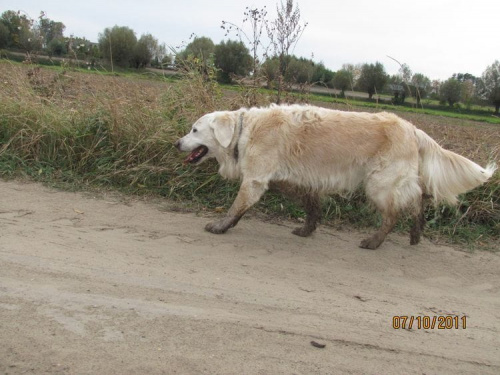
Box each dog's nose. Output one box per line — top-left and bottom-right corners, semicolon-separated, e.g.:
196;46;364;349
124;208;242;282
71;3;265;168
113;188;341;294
174;139;181;150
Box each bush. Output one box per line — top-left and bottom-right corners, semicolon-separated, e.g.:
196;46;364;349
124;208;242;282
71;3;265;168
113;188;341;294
47;38;67;56
357;62;388;99
98;26;137;68
214;40;252;83
440;78;462;107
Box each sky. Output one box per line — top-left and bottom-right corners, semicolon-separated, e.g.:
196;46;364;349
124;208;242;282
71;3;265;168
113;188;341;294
2;0;499;80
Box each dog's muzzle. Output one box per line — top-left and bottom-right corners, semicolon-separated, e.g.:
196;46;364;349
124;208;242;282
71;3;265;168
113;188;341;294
175;139;209;164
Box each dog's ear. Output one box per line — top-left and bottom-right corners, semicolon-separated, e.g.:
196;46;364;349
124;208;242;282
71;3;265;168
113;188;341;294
212;114;235;148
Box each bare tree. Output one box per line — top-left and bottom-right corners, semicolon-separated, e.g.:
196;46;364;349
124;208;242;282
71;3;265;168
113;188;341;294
222;6;268;87
221;0;307;103
266;0;307;103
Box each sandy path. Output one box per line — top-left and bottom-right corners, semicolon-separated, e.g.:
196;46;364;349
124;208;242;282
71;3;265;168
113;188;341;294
0;180;499;374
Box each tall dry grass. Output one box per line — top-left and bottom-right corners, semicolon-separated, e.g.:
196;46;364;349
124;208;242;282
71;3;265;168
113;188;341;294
0;60;498;247
0;61;260;203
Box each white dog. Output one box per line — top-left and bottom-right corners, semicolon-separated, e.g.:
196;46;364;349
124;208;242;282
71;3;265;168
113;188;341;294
175;105;495;249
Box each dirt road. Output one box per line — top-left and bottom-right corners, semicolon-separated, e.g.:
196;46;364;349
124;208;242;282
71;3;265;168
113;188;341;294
1;180;499;374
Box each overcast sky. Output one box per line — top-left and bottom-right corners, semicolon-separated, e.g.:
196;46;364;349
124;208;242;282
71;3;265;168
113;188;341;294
2;0;498;80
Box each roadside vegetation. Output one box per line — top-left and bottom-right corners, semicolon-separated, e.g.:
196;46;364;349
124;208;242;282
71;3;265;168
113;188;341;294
0;1;499;248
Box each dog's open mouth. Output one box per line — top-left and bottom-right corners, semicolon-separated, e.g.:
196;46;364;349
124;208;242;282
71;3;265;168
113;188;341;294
184;145;209;164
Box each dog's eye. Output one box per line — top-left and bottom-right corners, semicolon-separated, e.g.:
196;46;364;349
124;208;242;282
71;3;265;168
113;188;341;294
192;128;197;133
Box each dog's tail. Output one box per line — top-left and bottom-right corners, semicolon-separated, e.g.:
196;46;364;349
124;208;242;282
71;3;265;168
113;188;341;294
415;128;496;205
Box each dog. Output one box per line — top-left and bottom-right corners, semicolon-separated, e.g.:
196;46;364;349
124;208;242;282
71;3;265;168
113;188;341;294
175;104;496;249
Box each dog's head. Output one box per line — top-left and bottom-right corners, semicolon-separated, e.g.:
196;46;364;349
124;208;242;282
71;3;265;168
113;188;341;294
175;112;236;165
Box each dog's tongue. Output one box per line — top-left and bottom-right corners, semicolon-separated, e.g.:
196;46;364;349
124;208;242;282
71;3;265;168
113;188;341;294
184;146;206;164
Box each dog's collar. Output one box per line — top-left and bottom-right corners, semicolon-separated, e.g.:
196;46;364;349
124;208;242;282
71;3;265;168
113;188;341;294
233;113;244;162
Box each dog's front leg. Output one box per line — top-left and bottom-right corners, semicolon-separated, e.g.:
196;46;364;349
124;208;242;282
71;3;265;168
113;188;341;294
205;179;268;234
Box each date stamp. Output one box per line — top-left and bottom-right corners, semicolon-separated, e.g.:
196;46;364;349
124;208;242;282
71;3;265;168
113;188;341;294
392;315;467;330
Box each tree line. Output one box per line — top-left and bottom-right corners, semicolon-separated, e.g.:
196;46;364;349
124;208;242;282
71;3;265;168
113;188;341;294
0;10;168;69
1;5;499;113
333;62;500;114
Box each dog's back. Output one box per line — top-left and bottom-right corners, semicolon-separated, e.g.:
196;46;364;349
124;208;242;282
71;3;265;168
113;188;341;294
242;106;419;196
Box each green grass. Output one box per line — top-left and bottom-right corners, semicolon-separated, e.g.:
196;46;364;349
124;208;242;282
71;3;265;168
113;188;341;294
306;92;500;125
223;82;500;124
0;60;499;249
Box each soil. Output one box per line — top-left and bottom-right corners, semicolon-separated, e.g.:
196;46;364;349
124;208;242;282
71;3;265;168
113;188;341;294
1;180;499;374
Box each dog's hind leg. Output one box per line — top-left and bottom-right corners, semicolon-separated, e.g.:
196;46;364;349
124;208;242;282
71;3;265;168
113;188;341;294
292;192;322;237
205;179;268;234
269;182;321;237
360;207;398;250
361;163;421;249
410;193;428;245
360;172;399;249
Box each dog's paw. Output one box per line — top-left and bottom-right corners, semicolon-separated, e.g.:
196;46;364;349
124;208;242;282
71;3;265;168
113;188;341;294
292;226;313;237
205;221;228;234
359;237;381;250
409;235;421;246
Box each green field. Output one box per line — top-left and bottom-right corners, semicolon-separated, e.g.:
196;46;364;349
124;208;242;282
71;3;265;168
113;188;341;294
1;60;499;248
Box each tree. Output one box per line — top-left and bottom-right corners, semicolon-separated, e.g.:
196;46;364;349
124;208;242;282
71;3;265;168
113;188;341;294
1;10;25;48
132;33;160;69
214;40;252;83
151;43;167;68
266;0;307;103
221;1;308;101
262;55;325;87
357;62;388;99
342;63;361;85
176;36;215;78
430;79;441;99
98;26;137;68
0;22;8;49
410;73;431;105
479;61;500;114
19;20;42;53
37;12;65;46
177;36;215;63
261;57;280;88
332;69;353;97
450;72;479;109
1;10;37;51
221;5;268;86
153;53;172;69
68;36;95;60
399;63;413;84
439;78;462;107
47;37;66;56
285;56;314;84
452;72;477;84
461;79;476;109
311;62;335;87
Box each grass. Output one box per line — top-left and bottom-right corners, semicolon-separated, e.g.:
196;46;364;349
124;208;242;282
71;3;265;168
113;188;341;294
0;60;249;202
306;92;500;125
224;82;500;125
0;59;499;249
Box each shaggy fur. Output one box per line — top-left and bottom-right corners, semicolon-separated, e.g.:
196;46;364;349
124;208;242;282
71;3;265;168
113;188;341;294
175;104;496;249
